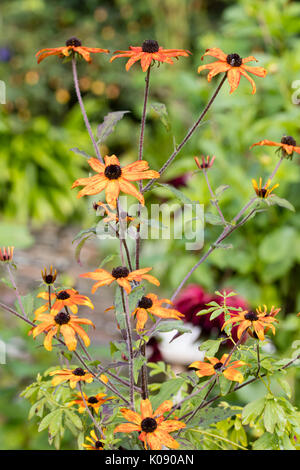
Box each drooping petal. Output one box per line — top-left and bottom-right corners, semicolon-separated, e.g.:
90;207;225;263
239;69;256;94
71;323;91;347
242;64;267;77
61;325;77;351
135;308;148;331
118;179;144;205
227;68;241;94
116;278;132;294
44;327;58;351
105;180;120;208
155;429;180;449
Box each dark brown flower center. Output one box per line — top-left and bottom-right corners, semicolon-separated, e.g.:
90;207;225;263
45;274;55;284
138;296;153;309
95;440;103;449
142;40;159;53
72;367;85;376
66;37;82;47
112;266;129;279
258;188;268;198
141;417;158;433
281;135;296;147
104;164;122;180
56;290;70;300
87;396;99;404
213;362;223;370
244;312;258;321
54;311;70;325
226;53;242;67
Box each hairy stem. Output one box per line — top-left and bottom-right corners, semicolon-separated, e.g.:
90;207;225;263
72;57;103;163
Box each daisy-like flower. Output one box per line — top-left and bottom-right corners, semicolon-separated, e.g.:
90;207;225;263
249;305;280;337
0;246;14;262
68;391;115;414
49;367;94;389
114;399;185;450
36;37;109;64
110;39;190;72
34;288;94;317
189;354;246;384
72;155;160;208
194;155;216;170
41;266;57;285
252;178;279;198
32;312;94;351
82;430;104;450
198;47;267;94
222;308;278;341
132;293;184;331
80;266;160;294
250;136;300;159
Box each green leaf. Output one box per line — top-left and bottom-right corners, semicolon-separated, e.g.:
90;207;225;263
199;338;224;356
64;409;83;430
252;432;279;450
267;195;295;212
133;356;146;383
97;111;130;143
38;409;62;433
205;212;224;226
242;397;265;425
151;378;185;409
154;320;192;335
215;185;230;197
187;406;239;429
69;147;92;159
151;102;171;131
155;183;194;205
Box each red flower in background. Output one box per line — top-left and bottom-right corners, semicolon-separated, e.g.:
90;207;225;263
174;284;249;344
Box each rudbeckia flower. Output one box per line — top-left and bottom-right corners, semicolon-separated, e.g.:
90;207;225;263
189;354;246;384
250;136;300;159
82;430;104;450
36;37;109;64
248;305;280;337
34;288;94;317
110;39;190;72
72;155;160;208
68;392;115;414
132;293;184;331
194;155;216;170
0;246;14;262
198;48;267;94
114;398;185;450
49;367;94;389
32;312;94;351
222;308;277;341
252;177;279;198
80;266;160;294
41;265;57;285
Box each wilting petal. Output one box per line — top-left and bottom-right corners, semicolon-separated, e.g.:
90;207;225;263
44;327;58;351
253;321;265;341
201;48;227;61
135;308;148;330
71;323;91;347
227;68;241;93
146;431;163;450
105;180;120;208
237;320;251;339
120;408;142;425
141;54;154;72
240;69;256;94
242;64;267;77
126;53;144;71
155;429;180;449
119;179;144;205
207;62;230;81
61;325;77;351
159;420;185;432
116;278;132;294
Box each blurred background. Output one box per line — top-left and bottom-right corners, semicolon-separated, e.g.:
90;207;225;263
1;0;300;449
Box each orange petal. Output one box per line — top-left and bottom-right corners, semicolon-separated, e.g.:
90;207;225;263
114;423;141;433
119;179;144;205
88;158;105;173
227;68;241;94
120;408;142;425
141;399;153;419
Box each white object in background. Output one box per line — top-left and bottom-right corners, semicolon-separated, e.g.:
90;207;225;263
157;323;205;365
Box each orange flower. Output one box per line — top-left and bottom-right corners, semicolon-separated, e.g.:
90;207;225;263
68;392;115;414
34;288;94;317
132;293;184;331
222;308;278;341
249;305;280;337
114;399;185;450
0;246;14;262
110;39;190;72
36;37;109;64
252;178;279;198
189;354;246;384
41;266;57;285
72;155;160;208
82;430;104;450
32;312;94;351
198;48;267;94
80;266;160;294
250;136;300;159
49;367;94;389
194;155;216;170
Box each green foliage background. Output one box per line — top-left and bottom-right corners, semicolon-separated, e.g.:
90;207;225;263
1;0;300;449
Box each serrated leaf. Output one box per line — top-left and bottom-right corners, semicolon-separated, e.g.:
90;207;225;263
38;409;62;433
97;111;130;143
64;409;83;430
187;406;238;429
199;338;224;356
